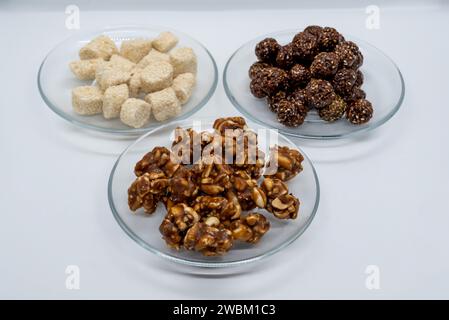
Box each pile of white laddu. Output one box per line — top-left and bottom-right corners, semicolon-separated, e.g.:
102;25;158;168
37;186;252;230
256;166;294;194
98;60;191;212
70;31;197;128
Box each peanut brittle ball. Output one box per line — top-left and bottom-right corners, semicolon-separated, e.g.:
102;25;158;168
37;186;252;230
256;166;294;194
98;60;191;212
230;213;270;244
292;32;319;62
305;78;336;109
276;99;307;127
248;61;271;79
318;95;347;122
335;41;363;69
310;52;339;78
346;99;373;124
332;68;357;96
275;44;296;69
184;222;233;256
264;146;304;182
319;27;343;51
289;64;311;87
267;193;300;219
255;37;281;63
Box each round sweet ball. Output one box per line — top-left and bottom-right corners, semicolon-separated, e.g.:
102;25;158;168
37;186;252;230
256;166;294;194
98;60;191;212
344;87;366;103
318;95;347;122
310;52;339;78
288;91;308;115
255;38;281;62
332;68;357;96
275;44;296;69
289;88;309;109
292;31;319;61
335;41;363;69
250;78;267;98
289;64;311;87
306;78;336;109
249;61;271;79
304;25;323;40
267;90;288;113
257;67;289;96
276;99;307;127
346;99;373;124
355;69;364;87
319;27;344;51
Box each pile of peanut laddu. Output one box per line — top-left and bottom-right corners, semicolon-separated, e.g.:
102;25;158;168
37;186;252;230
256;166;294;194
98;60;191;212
128;117;304;256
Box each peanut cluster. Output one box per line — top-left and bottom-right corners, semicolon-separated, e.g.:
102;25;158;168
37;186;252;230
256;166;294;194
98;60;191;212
127;117;304;256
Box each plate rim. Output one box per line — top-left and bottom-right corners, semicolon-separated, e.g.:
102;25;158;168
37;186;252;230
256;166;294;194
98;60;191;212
37;25;219;135
107;117;321;268
223;30;405;140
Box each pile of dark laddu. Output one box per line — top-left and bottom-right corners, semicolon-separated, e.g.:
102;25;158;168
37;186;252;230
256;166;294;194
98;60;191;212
249;26;374;127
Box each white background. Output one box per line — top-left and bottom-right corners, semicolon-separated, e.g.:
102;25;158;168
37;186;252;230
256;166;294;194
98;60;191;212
1;0;448;299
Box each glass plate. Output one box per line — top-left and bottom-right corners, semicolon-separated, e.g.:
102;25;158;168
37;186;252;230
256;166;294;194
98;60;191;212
108;118;320;268
223;30;405;139
38;26;218;135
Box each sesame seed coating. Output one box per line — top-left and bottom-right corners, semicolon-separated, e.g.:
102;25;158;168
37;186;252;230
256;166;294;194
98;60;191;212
255;38;280;63
276;99;307;127
289;64;311;88
306;79;336;109
310;52;339;78
346;99;373;124
249;61;271;79
332;68;357;96
275;44;296;69
318;95;347;122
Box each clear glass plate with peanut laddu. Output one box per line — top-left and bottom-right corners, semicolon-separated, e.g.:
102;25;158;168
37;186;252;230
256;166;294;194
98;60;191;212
108;116;320;268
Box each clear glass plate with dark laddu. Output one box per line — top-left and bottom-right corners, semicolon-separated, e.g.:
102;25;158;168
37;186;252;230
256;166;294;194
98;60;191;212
224;26;404;139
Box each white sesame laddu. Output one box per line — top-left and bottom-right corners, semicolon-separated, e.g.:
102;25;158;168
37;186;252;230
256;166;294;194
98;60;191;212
120;98;151;128
72;86;103;115
140;61;173;93
137;50;170;69
102;84;129;119
109;54;136;72
120;39;152;63
69;58;105;80
95;62;132;91
152;32;178;53
172;73;196;104
145;87;180;122
79;35;118;61
169;47;197;76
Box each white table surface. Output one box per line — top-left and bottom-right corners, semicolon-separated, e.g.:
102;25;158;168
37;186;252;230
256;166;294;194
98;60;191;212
1;0;449;299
